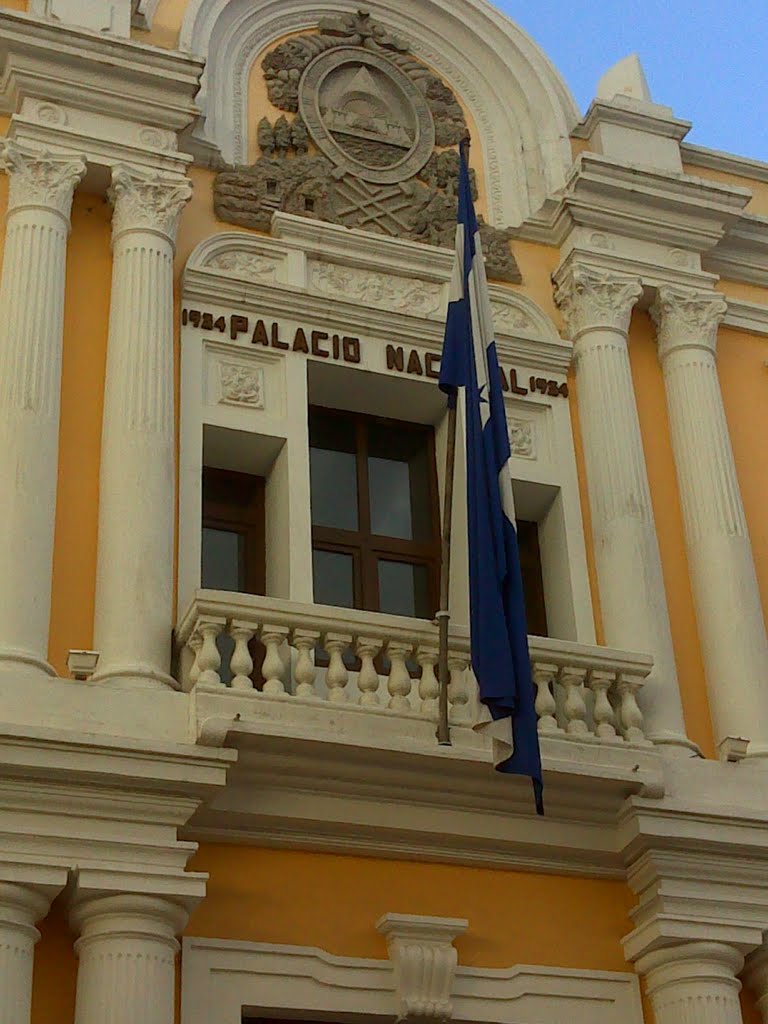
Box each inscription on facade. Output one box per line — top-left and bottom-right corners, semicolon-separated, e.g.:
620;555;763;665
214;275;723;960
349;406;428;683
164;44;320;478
183;308;568;397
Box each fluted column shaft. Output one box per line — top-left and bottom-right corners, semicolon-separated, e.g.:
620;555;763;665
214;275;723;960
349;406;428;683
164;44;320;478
92;167;191;689
555;264;690;750
653;287;768;753
0;882;55;1024
72;895;188;1024
0;142;85;680
638;943;745;1024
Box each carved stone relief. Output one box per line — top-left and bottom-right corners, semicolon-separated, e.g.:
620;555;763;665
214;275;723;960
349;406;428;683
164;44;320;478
207;250;280;282
214;10;521;283
309;261;445;318
218;362;265;408
508;418;535;460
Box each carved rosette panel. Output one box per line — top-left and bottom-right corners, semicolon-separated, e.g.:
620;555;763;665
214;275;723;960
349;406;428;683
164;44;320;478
218;362;265;408
508;418;535;459
213;10;521;283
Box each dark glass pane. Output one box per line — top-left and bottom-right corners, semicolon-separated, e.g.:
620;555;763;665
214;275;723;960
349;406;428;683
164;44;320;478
309;410;358;531
201;527;243;591
378;559;431;618
313;548;355;608
368;422;432;541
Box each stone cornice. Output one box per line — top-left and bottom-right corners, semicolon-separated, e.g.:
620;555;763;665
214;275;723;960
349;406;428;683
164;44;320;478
572;99;691;144
0;9;204;132
520;152;750;253
682;142;768;185
702;212;768;287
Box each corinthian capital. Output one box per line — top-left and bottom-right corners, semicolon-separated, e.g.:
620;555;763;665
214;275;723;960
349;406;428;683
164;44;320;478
109;166;192;243
554;264;643;339
651;286;728;361
0;140;86;220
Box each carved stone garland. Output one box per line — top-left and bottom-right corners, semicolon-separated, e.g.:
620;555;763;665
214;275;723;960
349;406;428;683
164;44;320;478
214;10;520;283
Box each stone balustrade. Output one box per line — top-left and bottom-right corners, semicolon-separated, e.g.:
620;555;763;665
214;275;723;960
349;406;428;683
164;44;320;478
176;591;653;748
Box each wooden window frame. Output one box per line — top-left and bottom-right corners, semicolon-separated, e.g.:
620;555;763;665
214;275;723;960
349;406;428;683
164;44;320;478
309;406;441;620
202;467;266;596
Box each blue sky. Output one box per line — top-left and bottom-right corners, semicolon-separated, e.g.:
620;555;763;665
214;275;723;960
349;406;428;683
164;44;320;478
496;1;768;162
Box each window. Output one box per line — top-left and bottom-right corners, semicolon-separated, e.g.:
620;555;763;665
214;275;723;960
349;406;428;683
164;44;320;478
201;467;266;595
309;407;440;619
517;519;548;638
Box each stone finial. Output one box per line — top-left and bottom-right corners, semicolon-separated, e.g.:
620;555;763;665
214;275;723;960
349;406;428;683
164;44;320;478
377;913;468;1021
597;54;652;103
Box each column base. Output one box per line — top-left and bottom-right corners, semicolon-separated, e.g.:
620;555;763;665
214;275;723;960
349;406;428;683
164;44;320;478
0;648;57;682
647;729;702;758
89;662;180;691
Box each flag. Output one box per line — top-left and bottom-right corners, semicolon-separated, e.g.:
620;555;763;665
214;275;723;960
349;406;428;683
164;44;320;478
439;140;544;815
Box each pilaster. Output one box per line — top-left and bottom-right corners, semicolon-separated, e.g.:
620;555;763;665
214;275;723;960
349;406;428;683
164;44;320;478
554;261;691;752
92;166;191;690
651;286;768;754
0;140;86;681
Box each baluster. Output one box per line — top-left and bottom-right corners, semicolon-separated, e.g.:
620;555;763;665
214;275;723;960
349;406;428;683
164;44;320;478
532;661;561;734
356;637;382;706
589;669;619;740
416;645;439;718
292;628;320;699
617;673;646;744
260;624;289;696
448;652;471;723
560;666;588;736
386;641;413;712
187;631;202;689
196;617;225;687
229;621;255;690
324;632;351;703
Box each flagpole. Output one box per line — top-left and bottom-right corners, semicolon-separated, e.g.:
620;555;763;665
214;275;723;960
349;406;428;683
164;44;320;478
436;396;457;746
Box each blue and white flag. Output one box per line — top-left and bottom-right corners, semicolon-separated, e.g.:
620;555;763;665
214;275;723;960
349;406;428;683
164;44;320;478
439;141;543;815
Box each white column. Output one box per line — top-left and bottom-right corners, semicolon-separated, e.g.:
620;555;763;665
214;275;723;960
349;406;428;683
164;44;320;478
0;881;59;1024
638;943;745;1024
0;141;86;680
72;894;188;1024
92;166;191;690
554;263;691;751
652;286;768;755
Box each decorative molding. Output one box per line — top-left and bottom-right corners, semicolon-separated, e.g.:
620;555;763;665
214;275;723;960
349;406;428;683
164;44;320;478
723;298;768;336
0;9;204;134
309;261;445;319
377;913;468;1021
636;943;745;1024
180;937;644;1024
207;251;280;282
0;139;86;219
651;286;728;360
109;166;192;242
218;362;265;408
554;262;643;339
177;0;578;225
508;418;535;459
28;0;133;37
681;142;768;185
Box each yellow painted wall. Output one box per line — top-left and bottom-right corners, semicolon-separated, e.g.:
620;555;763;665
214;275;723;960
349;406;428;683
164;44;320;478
682;161;768;218
48;193;112;674
186;844;637;971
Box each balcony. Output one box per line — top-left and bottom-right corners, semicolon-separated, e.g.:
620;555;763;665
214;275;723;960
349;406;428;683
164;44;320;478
176;590;664;876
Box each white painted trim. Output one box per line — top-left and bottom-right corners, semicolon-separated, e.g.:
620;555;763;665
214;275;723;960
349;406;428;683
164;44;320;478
724;298;768;335
177;0;578;225
681;142;768;184
180;937;644;1024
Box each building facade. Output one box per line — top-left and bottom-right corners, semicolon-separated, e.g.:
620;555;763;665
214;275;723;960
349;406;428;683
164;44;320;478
1;1;768;1022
